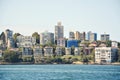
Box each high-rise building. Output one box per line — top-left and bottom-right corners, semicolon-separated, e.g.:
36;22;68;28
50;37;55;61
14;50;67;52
55;22;64;41
87;31;97;41
79;32;86;41
4;29;13;44
69;31;75;40
74;31;80;40
101;33;110;41
40;31;54;45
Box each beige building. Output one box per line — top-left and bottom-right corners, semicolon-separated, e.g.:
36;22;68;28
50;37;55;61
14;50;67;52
65;48;71;55
74;31;80;40
44;46;53;57
95;47;118;64
74;47;80;55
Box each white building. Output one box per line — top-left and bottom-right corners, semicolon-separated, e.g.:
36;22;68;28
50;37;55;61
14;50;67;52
44;46;53;57
65;48;71;55
0;50;2;57
95;47;118;64
112;41;118;48
40;31;54;45
74;47;80;55
17;35;36;47
101;33;110;41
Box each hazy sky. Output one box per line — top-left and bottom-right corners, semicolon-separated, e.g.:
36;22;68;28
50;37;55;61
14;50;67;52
0;0;120;41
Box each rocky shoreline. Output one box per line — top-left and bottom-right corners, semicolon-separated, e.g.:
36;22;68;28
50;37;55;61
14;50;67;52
0;61;120;65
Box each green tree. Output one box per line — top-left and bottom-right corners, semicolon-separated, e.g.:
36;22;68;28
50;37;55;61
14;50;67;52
106;40;111;47
0;32;6;44
13;33;21;47
32;32;40;44
3;50;20;62
117;49;120;62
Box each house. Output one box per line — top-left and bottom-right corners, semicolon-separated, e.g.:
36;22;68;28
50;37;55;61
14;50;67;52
33;46;43;63
44;46;53;57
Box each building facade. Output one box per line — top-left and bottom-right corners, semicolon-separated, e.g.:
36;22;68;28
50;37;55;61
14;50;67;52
74;31;80;40
69;31;75;40
74;47;80;55
17;35;36;47
101;34;110;41
65;48;71;55
87;31;97;42
80;32;86;41
22;47;33;56
95;47;118;64
4;29;13;44
55;47;63;56
44;46;53;57
57;38;65;47
33;46;43;63
67;40;78;48
112;41;118;48
40;31;54;45
55;22;64;40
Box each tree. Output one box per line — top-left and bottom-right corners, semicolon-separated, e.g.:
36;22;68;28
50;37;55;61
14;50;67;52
106;40;111;47
32;32;40;44
0;32;5;44
117;49;120;62
3;50;20;62
13;33;21;47
71;46;75;55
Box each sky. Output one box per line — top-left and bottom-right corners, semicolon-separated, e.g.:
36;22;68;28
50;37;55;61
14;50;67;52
0;0;120;41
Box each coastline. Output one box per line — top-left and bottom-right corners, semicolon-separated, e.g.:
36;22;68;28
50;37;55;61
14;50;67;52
0;61;120;65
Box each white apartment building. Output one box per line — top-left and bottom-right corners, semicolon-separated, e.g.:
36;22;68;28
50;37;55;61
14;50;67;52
17;35;36;47
95;47;118;64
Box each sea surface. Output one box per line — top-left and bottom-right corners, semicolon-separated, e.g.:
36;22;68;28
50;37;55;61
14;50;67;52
0;64;120;80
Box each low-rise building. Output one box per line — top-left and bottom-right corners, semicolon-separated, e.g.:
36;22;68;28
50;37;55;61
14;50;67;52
57;38;65;47
112;41;118;48
55;47;63;56
22;47;33;56
65;48;71;55
0;50;2;57
44;46;53;57
17;35;36;48
74;47;80;55
95;47;118;64
33;46;43;63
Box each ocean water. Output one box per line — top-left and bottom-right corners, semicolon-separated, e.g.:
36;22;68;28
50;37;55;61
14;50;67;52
0;64;120;80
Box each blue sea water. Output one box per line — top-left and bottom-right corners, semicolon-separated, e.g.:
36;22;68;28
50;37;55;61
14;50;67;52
0;64;120;80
